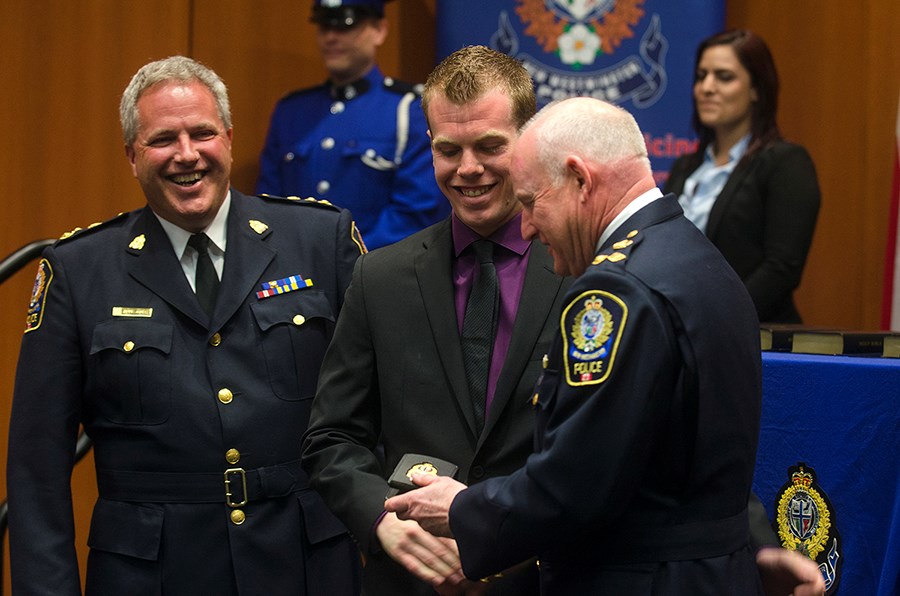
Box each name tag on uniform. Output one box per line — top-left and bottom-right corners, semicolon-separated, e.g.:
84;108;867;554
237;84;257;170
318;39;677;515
112;307;153;318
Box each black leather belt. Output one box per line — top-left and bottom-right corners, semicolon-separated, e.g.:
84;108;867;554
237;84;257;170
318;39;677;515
96;459;308;506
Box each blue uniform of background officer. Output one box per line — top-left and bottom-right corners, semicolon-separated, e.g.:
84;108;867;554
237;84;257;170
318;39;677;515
256;0;448;250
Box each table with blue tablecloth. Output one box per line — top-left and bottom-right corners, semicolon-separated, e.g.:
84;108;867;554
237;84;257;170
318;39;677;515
753;351;900;595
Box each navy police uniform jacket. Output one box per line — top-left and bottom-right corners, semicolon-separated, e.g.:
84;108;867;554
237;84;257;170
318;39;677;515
7;190;364;595
449;195;765;594
256;66;448;249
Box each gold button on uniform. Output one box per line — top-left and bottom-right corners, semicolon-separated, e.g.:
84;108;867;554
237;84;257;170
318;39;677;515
292;315;306;326
209;332;222;346
225;449;241;464
123;341;135;353
218;388;234;404
542;354;549;369
230;509;246;525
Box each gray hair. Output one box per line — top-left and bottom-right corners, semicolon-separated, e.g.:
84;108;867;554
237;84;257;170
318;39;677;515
523;98;651;186
120;56;231;145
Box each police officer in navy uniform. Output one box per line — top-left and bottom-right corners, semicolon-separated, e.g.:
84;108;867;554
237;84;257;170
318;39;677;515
256;0;448;250
7;56;363;595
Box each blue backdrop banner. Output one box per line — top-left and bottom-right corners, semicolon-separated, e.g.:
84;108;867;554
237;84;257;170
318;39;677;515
436;0;725;182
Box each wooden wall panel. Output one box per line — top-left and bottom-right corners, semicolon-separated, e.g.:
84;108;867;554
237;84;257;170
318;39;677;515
726;1;900;328
192;0;326;194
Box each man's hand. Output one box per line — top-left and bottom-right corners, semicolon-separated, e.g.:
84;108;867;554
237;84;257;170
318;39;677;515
376;512;484;595
383;473;466;538
756;547;825;596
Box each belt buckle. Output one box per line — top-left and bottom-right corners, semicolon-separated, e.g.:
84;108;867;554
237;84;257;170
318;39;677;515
224;467;248;507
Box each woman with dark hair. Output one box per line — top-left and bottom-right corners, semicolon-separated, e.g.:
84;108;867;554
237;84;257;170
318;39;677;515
664;29;820;323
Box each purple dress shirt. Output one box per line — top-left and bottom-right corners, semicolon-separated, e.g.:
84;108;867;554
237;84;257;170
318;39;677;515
452;212;531;418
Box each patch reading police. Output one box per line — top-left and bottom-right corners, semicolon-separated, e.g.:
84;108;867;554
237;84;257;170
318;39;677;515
25;258;53;333
561;290;627;386
774;463;843;594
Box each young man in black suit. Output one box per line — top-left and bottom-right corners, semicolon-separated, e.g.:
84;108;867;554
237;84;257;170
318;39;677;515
302;46;567;595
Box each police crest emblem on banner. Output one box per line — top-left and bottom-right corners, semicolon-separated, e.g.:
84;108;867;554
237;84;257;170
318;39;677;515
490;0;666;108
438;0;723;181
774;463;843;594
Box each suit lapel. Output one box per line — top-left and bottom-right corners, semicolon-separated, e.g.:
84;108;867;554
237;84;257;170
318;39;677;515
484;241;562;436
213;191;275;328
127;208;208;327
413;221;478;435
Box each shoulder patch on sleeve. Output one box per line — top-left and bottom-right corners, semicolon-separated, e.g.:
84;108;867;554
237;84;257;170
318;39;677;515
560;290;627;386
24;258;53;333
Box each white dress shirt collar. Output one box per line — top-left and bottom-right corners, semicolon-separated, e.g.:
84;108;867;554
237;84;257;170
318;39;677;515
154;190;231;258
596;187;664;250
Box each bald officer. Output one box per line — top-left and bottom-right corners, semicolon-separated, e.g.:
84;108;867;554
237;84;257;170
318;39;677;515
256;0;447;249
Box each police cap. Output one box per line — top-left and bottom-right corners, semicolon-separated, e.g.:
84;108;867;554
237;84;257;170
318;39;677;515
311;0;392;29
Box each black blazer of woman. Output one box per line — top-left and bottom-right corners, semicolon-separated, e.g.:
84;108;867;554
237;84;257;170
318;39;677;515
664;140;820;323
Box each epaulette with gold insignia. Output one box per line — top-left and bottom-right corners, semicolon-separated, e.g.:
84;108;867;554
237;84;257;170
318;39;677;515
592;229;640;266
57;212;129;243
257;193;342;212
256;194;367;254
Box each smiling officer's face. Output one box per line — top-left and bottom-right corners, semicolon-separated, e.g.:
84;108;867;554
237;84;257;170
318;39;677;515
125;80;233;233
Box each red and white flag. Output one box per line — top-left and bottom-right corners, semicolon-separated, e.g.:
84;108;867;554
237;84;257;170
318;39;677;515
883;91;900;330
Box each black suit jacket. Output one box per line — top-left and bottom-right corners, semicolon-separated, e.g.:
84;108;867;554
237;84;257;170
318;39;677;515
8;190;363;595
664;141;820;323
302;217;570;595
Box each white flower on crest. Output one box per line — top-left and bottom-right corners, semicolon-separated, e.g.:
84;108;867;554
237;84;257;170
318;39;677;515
558;23;601;67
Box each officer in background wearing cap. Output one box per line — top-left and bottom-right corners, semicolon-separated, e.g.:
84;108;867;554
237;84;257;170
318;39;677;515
256;0;448;250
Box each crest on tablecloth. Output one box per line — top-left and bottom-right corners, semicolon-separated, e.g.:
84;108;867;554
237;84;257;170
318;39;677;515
774;463;843;594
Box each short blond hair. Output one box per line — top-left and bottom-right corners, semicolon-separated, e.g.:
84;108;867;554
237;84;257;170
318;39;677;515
422;45;535;129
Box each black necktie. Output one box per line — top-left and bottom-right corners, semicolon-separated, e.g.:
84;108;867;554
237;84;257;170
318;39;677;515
188;233;219;317
461;240;499;434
